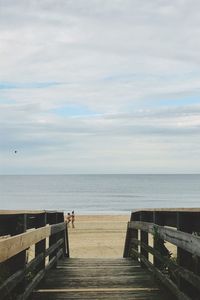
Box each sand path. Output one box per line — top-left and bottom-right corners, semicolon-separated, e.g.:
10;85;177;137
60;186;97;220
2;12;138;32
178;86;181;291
67;215;129;258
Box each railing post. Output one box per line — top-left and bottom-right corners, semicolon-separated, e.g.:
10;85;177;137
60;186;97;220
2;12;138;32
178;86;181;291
0;213;27;298
123;223;131;258
47;212;59;267
129;212;139;260
35;213;47;272
140;212;149;267
153;212;166;269
57;212;68;258
192;213;200;277
177;212;196;298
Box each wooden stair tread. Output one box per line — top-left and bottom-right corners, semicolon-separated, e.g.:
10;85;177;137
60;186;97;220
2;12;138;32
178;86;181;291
30;258;172;300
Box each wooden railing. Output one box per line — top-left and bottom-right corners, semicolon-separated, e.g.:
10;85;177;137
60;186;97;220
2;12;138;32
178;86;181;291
0;210;69;300
123;209;200;300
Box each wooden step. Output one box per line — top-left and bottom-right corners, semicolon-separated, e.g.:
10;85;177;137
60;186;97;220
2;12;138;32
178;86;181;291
30;258;173;300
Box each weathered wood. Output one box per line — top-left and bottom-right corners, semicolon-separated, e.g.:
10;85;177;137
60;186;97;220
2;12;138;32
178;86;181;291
0;210;69;300
153;212;166;269
131;238;200;291
31;290;172;300
176;212;198;298
65;223;69;258
131;248;191;300
31;258;171;300
123;223;132;257
0;222;66;263
0;210;47;215
132;208;200;213
8;214;27;297
0;226;51;263
129;221;200;257
17;269;45;300
140;212;149;267
46;249;63;273
35;213;47;273
0;268;24;299
126;210;200;299
0;241;65;299
51;223;66;236
139;255;191;300
47;213;58;265
46;238;64;257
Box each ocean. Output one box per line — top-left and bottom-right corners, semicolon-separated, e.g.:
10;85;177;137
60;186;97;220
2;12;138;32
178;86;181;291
0;174;200;214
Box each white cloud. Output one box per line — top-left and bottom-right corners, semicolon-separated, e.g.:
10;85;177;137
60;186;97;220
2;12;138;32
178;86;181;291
0;0;200;173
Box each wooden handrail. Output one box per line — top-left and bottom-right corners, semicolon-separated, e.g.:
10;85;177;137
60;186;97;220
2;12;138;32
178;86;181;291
124;209;200;300
128;221;200;257
0;210;69;300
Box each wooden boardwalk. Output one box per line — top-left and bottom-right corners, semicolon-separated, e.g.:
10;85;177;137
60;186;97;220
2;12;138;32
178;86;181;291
2;209;200;299
30;258;171;300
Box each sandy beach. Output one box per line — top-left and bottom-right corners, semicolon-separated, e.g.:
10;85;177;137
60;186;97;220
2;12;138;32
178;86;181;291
67;215;130;258
67;215;176;259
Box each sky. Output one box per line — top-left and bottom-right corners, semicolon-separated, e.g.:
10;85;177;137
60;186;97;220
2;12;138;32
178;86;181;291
0;0;200;174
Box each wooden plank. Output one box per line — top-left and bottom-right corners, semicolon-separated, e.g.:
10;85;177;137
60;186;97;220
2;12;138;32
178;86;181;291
15;250;63;300
0;226;51;263
35;213;47;273
31;290;171;300
47;213;58;265
153;212;166;269
36;287;160;292
132;208;200;213
0;268;24;299
57;258;136;267
129;221;200;257
46;239;64;257
0;210;47;215
0;222;66;263
17;269;45;300
140;212;149;266
39;260;162;290
31;258;171;300
123;225;132;258
176;212;198;298
140;255;191;300
51;223;66;235
130;248;190;300
64;222;69;258
131;238;200;290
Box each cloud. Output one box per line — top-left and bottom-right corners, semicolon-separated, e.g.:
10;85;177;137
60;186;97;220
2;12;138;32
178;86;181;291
0;0;200;173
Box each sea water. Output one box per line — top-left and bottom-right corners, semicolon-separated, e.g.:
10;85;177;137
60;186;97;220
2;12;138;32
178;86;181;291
0;174;200;214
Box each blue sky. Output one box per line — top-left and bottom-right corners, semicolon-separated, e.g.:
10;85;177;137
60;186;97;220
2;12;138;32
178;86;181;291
0;0;200;174
0;81;61;90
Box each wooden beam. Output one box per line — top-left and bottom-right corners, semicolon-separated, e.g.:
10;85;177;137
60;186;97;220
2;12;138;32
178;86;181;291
0;226;51;263
51;222;66;235
131;238;200;291
123;223;131;258
0;238;65;299
35;213;47;273
0;222;66;263
140;255;191;300
140;212;149;267
0;210;46;215
131;208;200;213
129;221;200;257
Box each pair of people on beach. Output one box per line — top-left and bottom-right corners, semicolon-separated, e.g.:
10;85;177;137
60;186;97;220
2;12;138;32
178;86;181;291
66;211;75;228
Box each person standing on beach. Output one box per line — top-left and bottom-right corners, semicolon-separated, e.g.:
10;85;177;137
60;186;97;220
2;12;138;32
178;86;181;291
71;211;75;228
